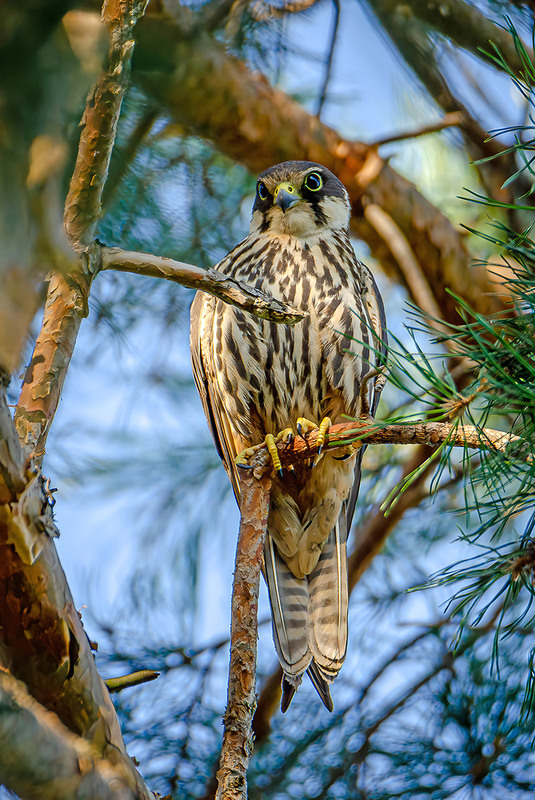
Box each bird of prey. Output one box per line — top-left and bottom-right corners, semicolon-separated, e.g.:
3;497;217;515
190;161;387;711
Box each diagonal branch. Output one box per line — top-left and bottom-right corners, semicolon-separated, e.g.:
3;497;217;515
215;463;272;800
133;20;501;322
101;246;306;324
15;0;149;467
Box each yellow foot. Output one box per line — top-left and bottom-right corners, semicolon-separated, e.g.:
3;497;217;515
316;416;332;454
265;428;294;475
296;416;332;466
235;428;294;475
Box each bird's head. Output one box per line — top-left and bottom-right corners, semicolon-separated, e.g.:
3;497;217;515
250;161;351;240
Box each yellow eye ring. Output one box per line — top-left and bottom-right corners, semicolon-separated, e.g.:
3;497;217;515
257;181;269;200
304;172;323;192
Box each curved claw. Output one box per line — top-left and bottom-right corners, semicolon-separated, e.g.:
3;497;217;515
265;433;283;476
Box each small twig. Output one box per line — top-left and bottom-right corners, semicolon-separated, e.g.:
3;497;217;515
315;0;340;119
106;669;160;693
251;0;319;20
369;111;464;147
101;246;306;325
215;460;272;800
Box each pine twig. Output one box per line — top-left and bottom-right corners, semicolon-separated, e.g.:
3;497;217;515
215;461;272;800
370;111;463;147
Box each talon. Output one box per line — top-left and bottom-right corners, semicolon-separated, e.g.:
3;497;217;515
316;416;332;455
296;417;317;438
332;443;359;461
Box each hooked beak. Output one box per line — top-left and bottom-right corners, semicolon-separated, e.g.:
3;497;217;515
274;181;301;212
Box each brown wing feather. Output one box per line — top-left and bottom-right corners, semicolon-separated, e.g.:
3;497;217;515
190;291;242;501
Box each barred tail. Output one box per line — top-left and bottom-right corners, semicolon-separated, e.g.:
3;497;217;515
307;520;348;702
264;536;311;702
264;519;348;713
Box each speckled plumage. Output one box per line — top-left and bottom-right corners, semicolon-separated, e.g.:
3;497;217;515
191;161;387;711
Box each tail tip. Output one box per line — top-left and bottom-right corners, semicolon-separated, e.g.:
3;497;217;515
280;667;335;713
281;677;296;713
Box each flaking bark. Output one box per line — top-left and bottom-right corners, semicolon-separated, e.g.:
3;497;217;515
0;671;146;800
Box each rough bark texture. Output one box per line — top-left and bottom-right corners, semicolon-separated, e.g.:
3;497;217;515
16;0;148;468
64;0;149;249
0;671;144;800
215;465;272;800
1;1;157;797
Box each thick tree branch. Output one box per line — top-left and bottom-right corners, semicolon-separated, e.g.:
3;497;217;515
4;2;155;797
405;0;530;74
0;380;26;501
367;0;517;200
215;465;272;800
0;670;153;800
133;20;500;322
101;246;306;324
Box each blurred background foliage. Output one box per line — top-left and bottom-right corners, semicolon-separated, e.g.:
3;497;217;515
3;0;535;797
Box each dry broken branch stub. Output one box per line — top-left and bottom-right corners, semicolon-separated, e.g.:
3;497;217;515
101;246;306;325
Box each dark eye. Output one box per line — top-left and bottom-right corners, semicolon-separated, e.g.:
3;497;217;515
304;171;323;192
257;181;269;200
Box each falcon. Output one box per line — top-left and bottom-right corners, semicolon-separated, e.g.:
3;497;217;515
190;161;387;711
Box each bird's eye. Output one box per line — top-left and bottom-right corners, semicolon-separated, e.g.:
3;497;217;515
304;172;323;192
257;182;269;200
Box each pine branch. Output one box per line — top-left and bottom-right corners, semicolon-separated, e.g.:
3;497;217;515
101;246;306;325
238;419;528;473
64;0;149;249
215;465;272;800
2;3;155;797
